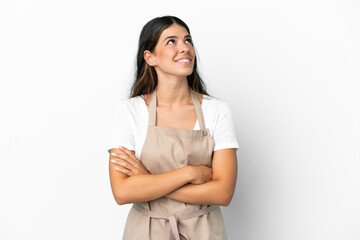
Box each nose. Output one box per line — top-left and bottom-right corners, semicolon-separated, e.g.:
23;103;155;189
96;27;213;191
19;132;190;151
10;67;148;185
179;41;190;53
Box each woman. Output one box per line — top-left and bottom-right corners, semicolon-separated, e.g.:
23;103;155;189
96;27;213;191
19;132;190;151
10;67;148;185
108;15;239;240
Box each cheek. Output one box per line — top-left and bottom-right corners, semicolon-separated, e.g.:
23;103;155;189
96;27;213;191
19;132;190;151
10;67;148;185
189;48;195;57
164;49;177;59
157;52;176;66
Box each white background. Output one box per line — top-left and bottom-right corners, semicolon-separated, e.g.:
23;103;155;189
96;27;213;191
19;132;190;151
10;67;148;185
1;0;359;239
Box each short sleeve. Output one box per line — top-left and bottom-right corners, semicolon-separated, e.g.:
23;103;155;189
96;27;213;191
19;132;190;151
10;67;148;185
107;101;135;153
212;102;239;152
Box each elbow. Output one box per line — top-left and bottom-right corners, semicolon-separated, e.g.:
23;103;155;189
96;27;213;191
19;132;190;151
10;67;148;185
219;197;231;207
115;198;126;205
210;180;234;206
115;196;131;206
114;192;130;205
112;180;133;205
114;195;125;205
218;192;233;207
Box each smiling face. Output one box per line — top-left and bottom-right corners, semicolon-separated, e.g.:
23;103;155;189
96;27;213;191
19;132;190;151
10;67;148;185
144;24;195;79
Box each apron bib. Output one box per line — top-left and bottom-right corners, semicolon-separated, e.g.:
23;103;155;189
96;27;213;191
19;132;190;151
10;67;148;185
122;88;226;240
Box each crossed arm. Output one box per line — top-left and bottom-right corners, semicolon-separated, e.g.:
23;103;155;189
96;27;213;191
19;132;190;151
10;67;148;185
108;146;237;206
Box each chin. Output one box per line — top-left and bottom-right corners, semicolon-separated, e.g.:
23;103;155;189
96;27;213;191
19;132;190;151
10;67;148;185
177;69;194;77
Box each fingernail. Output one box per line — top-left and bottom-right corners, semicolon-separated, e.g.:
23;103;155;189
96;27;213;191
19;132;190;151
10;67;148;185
111;153;116;156
118;146;123;149
110;159;115;163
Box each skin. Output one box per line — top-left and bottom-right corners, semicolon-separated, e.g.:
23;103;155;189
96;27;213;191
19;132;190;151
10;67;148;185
109;23;237;206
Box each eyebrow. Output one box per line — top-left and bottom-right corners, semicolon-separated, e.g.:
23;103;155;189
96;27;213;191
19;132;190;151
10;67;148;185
163;35;192;42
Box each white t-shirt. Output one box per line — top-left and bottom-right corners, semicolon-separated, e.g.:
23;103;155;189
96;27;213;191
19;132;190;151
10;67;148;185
108;94;239;160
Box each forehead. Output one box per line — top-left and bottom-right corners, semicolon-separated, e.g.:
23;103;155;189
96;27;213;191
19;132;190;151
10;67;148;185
159;24;190;39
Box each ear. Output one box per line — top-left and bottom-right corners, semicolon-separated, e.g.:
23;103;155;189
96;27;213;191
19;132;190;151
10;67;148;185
144;50;156;67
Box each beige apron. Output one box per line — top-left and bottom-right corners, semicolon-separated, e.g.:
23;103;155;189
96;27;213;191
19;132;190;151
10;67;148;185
122;88;227;240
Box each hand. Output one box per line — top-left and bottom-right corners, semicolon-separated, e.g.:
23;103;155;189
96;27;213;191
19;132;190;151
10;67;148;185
110;146;150;176
189;166;213;184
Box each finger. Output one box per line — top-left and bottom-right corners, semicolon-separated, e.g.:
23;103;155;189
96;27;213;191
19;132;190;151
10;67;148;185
118;146;137;161
109;149;125;162
110;151;122;160
117;154;139;169
110;147;139;166
111;158;135;171
110;147;133;156
114;166;133;176
110;148;127;156
110;150;130;161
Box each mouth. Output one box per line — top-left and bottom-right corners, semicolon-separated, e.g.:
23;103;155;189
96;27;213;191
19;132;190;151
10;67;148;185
175;58;192;64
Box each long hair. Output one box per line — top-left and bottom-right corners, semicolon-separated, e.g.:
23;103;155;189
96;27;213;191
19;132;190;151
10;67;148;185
129;15;209;98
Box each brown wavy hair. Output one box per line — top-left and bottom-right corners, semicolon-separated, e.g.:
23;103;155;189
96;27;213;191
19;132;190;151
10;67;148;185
129;15;209;98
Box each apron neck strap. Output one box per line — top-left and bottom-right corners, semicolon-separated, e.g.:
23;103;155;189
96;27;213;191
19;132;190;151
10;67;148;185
148;88;206;130
190;89;206;130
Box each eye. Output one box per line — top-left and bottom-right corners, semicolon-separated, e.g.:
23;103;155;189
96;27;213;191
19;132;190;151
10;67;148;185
185;38;193;44
167;39;175;45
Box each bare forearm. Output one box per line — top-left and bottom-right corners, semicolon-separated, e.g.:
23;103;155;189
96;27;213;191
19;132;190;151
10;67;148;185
165;180;233;206
115;166;192;204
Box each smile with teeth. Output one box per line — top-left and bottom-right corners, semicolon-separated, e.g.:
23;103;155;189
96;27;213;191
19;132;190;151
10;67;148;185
176;59;190;62
175;58;191;63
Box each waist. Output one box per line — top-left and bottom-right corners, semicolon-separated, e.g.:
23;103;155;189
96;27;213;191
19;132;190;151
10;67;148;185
132;202;219;240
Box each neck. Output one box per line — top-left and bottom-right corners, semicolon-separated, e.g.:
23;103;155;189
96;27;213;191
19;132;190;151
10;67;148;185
156;75;191;108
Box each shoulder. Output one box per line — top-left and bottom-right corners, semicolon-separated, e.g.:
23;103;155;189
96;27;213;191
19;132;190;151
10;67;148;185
203;95;239;151
114;95;144;110
201;94;235;134
112;96;147;119
202;94;231;115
